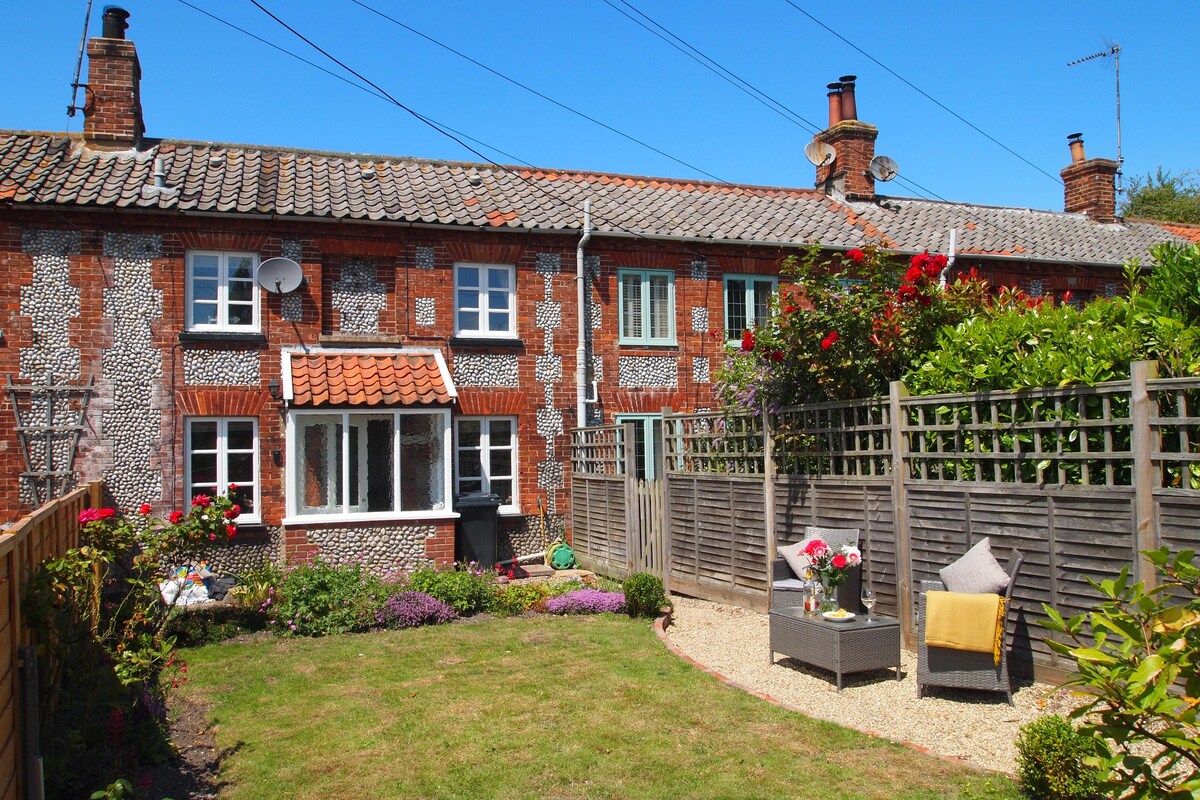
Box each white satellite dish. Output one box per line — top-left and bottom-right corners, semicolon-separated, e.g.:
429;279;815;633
256;257;304;294
868;155;899;182
804;140;836;167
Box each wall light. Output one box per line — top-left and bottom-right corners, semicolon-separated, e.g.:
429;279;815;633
267;379;281;400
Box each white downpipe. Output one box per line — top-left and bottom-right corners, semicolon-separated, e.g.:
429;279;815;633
941;227;957;289
576;199;593;428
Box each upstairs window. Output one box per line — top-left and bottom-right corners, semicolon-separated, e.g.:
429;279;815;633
618;269;675;346
724;274;776;338
186;251;259;332
455;263;515;338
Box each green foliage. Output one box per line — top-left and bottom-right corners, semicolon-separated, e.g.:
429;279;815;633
491;581;552;616
622;572;666;618
271;559;384;636
1122;168;1200;225
225;563;284;611
1041;548;1200;798
714;245;989;409
165;603;270;647
404;562;497;614
1015;715;1100;800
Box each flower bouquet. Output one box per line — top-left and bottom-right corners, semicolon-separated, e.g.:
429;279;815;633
802;538;862;610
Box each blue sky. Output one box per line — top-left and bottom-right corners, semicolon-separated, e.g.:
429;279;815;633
5;1;1198;214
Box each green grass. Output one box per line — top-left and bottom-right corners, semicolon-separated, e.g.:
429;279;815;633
179;615;1021;800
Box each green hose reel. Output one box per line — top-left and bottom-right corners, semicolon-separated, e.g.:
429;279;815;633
547;540;576;570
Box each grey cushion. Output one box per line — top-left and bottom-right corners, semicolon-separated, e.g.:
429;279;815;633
777;541;813;580
772;578;808;590
939;537;1010;594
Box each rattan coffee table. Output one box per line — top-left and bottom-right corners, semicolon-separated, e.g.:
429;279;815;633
768;606;901;690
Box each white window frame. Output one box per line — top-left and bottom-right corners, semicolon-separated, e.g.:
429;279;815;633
184;417;261;525
185;250;261;332
723;274;777;340
454;262;516;338
618;268;676;346
284;408;452;523
454;416;518;514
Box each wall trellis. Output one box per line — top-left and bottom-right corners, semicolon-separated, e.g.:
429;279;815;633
5;372;94;507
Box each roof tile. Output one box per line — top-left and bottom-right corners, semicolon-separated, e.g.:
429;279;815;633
289;351;453;408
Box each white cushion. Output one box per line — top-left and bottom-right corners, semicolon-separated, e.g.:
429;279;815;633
939;537;1010;594
777;540;812;580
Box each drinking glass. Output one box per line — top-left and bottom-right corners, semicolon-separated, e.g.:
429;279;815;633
860;586;877;623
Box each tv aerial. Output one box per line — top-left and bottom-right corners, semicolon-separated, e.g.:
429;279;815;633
868;155;899;182
1068;40;1122;193
256;257;304;294
804;140;836;167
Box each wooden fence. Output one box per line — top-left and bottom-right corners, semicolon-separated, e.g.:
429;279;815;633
0;482;101;800
569;363;1200;681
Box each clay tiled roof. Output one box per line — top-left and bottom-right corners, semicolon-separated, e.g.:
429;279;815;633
287;351;454;407
0;131;1192;265
1151;221;1200;244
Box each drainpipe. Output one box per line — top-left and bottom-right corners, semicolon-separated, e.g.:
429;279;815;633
941;228;956;289
576;199;593;429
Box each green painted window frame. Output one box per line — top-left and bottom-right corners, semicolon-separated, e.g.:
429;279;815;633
723;273;777;339
618;269;676;346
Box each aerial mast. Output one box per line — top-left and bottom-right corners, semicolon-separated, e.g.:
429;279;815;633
1068;42;1122;195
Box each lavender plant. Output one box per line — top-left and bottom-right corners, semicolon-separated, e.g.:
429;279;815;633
544;589;625;615
377;591;457;628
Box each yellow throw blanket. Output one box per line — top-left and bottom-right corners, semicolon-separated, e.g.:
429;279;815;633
924;591;1006;665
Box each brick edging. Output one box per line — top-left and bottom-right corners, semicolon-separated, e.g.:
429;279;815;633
653;608;998;775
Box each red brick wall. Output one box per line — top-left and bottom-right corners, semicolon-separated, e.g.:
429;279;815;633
83;38;143;150
1061;159;1119;223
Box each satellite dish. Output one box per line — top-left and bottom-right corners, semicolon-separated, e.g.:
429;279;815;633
804;140;836;167
868;155;899;182
257;257;304;294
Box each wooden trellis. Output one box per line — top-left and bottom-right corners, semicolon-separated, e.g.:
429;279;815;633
5;372;94;507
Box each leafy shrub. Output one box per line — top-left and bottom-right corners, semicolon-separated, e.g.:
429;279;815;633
492;582;552;616
622;573;666;618
271;559;384;636
405;563;497;614
376;591;456;629
1042;547;1200;798
165;603;269;647
544;589;625;615
1015;715;1100;800
226;562;284;610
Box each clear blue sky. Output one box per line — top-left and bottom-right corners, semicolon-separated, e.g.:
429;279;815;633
5;1;1198;214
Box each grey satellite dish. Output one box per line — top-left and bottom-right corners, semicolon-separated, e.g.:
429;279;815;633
804;140;836;167
868;155;899;182
257;257;304;294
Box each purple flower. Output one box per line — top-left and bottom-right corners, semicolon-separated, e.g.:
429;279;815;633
377;591;457;628
544;589;625;615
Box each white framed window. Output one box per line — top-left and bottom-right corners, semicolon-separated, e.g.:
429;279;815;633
186;251;260;332
286;409;450;520
723;274;777;339
185;417;261;524
455;416;517;513
618;269;675;346
454;263;515;337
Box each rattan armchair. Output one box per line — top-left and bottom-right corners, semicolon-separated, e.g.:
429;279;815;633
771;526;862;612
916;548;1024;704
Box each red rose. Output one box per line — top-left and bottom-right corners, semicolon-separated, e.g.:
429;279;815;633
832;553;848;569
911;252;928;270
224;504;241;520
770;350;784;362
847;248;865;263
826;331;839;345
898;284;918;302
783;304;798;315
740;330;755;351
191;494;211;508
226;524;238;538
168;511;184;524
96;508;115;520
923;260;942;279
228;483;238;491
905;265;923;283
933;253;948;269
138;503;152;515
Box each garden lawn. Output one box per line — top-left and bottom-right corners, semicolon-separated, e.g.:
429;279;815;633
179;614;1020;800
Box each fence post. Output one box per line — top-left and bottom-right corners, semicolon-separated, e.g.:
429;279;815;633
659;408;673;596
763;408;777;609
889;380;914;646
622;421;639;577
1130;360;1159;590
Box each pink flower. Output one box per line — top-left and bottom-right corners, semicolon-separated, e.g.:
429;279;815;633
832;553;848;569
168;510;184;524
79;507;116;524
740;330;755;352
138;503;152;515
846;248;865;263
803;539;829;559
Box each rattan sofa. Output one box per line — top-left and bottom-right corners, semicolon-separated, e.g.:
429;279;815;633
916;548;1024;704
771;526;862;612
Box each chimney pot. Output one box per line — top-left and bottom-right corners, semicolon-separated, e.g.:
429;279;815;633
826;82;843;127
839;75;858;121
101;6;130;40
1067;132;1086;164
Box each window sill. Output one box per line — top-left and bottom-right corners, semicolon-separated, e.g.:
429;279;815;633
617;342;679;350
450;336;524;349
281;511;460;526
179;331;267;345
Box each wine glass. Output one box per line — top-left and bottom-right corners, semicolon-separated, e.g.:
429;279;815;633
860;586;877;623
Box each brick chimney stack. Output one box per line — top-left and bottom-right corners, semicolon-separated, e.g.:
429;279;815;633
1060;133;1118;223
813;76;878;202
83;6;144;151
